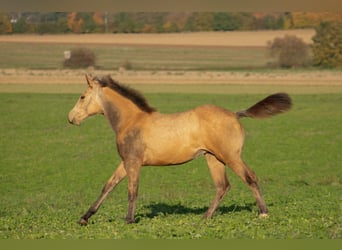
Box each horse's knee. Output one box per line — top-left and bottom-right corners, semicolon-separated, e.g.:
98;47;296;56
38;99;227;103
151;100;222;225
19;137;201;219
217;181;230;198
223;181;231;192
244;170;258;186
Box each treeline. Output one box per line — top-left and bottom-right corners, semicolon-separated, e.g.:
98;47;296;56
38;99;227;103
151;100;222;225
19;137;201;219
1;12;342;34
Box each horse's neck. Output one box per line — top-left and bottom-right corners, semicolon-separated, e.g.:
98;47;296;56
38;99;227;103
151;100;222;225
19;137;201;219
101;88;144;133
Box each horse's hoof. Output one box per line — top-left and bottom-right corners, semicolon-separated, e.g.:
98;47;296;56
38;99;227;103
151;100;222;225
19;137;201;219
202;212;212;220
78;218;88;226
259;213;269;219
126;218;135;224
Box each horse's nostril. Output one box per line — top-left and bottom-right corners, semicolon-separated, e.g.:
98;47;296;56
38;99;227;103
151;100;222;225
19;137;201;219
68;117;75;125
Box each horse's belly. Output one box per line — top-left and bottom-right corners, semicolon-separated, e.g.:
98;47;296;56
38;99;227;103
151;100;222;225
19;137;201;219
141;111;205;166
142;139;203;166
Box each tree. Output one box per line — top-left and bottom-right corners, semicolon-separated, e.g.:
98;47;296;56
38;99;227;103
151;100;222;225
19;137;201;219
268;35;310;68
92;12;105;33
12;16;33;33
213;12;238;31
163;21;179;32
81;13;97;33
0;13;12;33
111;12;137;33
312;21;342;68
36;13;69;34
267;14;286;30
292;12;342;28
189;12;213;31
67;12;82;33
234;12;255;30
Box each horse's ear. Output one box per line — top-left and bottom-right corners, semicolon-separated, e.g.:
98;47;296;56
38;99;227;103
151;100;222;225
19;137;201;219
85;74;94;88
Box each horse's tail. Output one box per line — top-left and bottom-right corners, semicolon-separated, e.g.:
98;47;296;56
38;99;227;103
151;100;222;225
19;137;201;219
236;93;292;119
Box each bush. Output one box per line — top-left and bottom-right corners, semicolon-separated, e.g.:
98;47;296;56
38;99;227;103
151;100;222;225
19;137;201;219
267;34;310;68
312;21;342;68
63;47;96;68
120;60;133;70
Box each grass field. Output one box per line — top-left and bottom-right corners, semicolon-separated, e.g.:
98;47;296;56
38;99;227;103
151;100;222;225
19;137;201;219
0;91;341;239
0;42;271;70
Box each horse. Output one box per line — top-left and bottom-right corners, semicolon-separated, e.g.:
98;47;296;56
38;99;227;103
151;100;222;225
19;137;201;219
68;74;292;225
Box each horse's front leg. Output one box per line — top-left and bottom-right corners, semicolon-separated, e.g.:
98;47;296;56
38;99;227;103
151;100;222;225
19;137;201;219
79;161;126;225
124;160;142;224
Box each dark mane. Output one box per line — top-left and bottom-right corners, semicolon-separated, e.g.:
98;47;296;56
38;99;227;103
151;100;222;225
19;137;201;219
97;75;156;113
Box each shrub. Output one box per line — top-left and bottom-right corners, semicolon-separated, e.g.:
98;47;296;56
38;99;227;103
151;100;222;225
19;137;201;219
267;34;310;68
312;21;342;68
63;47;96;68
120;60;133;70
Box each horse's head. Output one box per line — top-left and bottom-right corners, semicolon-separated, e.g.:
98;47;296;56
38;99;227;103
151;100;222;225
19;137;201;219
68;74;104;125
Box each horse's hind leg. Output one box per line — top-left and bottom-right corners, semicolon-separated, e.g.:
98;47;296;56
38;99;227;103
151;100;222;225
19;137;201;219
79;161;127;225
226;157;268;217
204;153;230;219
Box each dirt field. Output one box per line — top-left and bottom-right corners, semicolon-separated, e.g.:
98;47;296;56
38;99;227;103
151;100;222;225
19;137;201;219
0;29;315;47
1;68;341;86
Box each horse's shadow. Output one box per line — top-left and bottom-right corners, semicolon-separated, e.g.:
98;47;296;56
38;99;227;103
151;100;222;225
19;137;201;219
137;202;255;219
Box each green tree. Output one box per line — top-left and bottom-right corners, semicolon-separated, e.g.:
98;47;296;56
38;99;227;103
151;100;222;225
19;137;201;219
312;21;342;68
12;16;31;33
263;15;277;29
213;12;239;31
111;12;137;33
78;12;97;33
233;12;255;30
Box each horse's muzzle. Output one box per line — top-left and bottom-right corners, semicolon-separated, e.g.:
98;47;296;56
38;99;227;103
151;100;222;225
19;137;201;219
68;114;80;126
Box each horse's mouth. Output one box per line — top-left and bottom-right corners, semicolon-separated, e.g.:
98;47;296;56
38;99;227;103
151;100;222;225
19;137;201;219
68;117;81;126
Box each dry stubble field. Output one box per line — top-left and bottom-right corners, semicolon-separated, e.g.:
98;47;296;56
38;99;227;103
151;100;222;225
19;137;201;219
0;29;315;47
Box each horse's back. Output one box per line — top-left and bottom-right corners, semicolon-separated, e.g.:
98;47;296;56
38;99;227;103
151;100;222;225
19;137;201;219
194;104;241;131
194;104;236;118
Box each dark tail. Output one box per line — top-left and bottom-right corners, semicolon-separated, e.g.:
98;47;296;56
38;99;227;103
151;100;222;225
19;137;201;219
236;93;292;119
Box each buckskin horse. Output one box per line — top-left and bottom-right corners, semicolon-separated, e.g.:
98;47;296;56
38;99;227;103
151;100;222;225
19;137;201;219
68;74;292;225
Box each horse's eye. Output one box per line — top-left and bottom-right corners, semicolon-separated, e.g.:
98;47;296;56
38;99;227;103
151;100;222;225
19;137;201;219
80;95;85;100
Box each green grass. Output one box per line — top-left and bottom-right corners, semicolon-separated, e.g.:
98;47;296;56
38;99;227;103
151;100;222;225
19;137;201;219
0;42;271;70
0;92;341;239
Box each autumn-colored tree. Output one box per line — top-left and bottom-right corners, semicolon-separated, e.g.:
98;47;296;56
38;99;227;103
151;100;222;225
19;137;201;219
0;13;12;33
67;12;83;33
188;12;214;31
283;12;293;29
4;12;342;34
93;12;103;25
312;21;342;68
165;12;191;31
292;12;342;28
163;21;179;32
